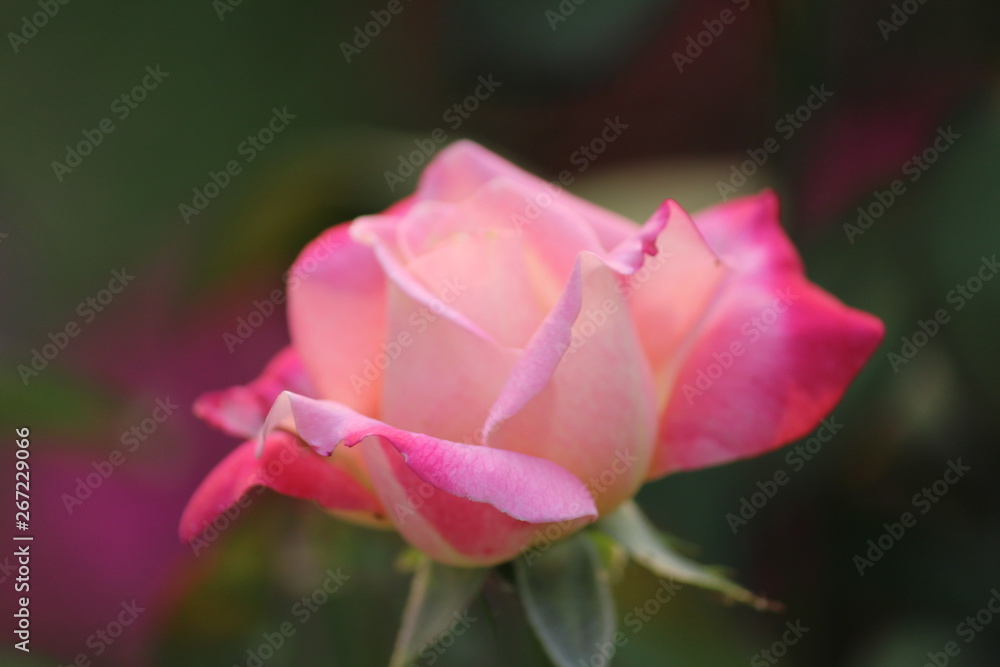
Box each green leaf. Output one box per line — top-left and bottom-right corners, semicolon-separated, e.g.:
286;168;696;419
515;532;616;667
596;501;780;611
389;558;489;667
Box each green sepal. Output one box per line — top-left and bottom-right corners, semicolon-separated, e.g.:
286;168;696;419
388;558;489;667
515;532;616;667
596;501;781;611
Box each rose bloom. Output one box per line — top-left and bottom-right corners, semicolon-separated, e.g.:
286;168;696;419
180;141;882;566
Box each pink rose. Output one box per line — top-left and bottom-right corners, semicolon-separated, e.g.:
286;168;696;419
180;141;883;566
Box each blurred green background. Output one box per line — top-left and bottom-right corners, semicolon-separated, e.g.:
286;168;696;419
2;0;999;665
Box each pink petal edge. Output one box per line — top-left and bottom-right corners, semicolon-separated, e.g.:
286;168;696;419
192;346;315;439
179;431;383;542
262;391;599;524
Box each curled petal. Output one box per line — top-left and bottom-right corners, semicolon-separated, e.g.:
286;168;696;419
179;431;384;542
263;391;598;525
651;275;883;475
691;190;801;275
193;346;315;439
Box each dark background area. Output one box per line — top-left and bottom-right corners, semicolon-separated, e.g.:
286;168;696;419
1;0;999;665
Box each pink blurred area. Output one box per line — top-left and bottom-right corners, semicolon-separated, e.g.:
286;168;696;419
3;265;290;666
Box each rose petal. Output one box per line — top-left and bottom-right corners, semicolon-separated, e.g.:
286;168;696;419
179;431;385;542
362;438;592;566
482;204;666;441
627;200;731;401
690;189;801;275
646;194;884;476
360;178;625;444
262;391;598;525
286;224;387;413
415;140;639;251
485;252;659;513
604;204;668;274
193;346;315;439
482;260;584;438
403;226;552;349
376;276;518;444
352;176;609;348
350;216;498;345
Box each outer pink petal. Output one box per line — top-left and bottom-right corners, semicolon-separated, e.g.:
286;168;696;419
179;431;384;542
263;391;597;525
646;193;884;476
286;224;388;414
193;346;315;439
261;391;597;565
652;276;883;474
690;189;801;275
360;437;589;566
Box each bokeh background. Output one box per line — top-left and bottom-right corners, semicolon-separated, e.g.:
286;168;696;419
2;0;1000;665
